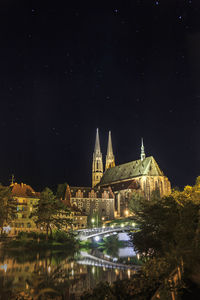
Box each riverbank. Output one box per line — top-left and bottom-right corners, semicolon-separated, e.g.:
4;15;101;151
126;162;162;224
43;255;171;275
1;230;79;251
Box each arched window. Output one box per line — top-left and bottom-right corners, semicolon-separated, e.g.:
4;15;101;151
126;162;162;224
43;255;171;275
146;178;150;199
160;181;163;195
143;180;146;197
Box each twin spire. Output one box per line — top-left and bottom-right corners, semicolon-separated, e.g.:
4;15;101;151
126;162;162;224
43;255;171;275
92;129;115;187
106;131;115;170
94;128;101;154
92;129;146;187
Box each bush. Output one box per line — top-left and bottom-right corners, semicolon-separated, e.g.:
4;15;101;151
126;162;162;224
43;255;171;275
16;231;28;239
53;230;72;243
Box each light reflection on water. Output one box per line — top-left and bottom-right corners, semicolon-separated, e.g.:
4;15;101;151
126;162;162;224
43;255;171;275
0;234;139;299
0;249;138;300
118;247;136;257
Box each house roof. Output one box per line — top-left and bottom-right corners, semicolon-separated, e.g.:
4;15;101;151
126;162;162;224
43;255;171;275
99;156;164;186
11;183;39;198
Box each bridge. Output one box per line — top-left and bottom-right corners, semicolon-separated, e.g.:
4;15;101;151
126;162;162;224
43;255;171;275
76;225;136;241
77;251;140;270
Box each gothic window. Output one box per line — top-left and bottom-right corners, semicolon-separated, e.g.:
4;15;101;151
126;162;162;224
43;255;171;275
143;180;146;192
155;181;158;189
97;161;99;169
146;178;150;199
160;181;163;195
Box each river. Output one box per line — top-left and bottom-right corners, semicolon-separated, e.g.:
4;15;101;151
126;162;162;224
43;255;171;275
0;234;140;299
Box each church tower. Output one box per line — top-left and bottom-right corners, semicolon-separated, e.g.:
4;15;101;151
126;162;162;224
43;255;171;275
140;138;146;161
92;128;103;187
105;131;115;170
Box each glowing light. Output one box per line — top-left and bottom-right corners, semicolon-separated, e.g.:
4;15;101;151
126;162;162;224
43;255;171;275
124;209;129;216
95;236;100;242
91;218;95;223
92;267;95;274
0;264;7;273
132;222;135;227
48;266;51;273
102;216;105;221
127;269;131;279
115;269;119;275
121;223;124;228
3;225;11;233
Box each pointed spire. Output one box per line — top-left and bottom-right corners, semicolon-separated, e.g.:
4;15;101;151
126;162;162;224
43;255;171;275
94;128;101;154
92;128;103;187
106;131;115;170
107;131;113;157
141;138;146;161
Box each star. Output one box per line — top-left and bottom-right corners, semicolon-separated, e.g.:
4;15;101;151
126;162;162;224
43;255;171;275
114;9;118;13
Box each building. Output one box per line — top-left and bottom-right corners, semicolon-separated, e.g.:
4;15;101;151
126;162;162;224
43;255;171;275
10;182;88;234
9;182;40;235
64;185;115;222
92;129;171;217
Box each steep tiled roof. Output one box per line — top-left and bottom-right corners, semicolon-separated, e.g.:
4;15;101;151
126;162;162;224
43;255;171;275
99;156;164;186
107;179;140;192
11;183;39;197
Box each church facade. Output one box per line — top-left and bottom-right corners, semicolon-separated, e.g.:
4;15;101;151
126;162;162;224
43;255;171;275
92;129;171;217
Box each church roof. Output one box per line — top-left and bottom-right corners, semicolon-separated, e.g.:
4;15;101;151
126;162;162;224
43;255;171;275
99;156;164;186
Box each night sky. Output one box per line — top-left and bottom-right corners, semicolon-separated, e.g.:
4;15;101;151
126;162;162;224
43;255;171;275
0;0;199;191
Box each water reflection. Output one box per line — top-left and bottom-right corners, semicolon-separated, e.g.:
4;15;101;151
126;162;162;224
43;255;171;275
0;236;140;299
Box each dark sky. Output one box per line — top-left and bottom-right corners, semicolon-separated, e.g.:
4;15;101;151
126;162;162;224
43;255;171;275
0;0;199;191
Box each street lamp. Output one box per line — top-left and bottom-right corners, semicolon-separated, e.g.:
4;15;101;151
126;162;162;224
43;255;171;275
124;209;129;217
91;218;95;227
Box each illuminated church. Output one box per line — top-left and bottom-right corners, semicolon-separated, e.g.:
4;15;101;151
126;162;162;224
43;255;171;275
92;129;171;216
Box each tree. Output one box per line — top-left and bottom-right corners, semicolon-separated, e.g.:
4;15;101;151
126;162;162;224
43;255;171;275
128;190;145;214
131;178;200;284
0;184;17;235
31;187;71;240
